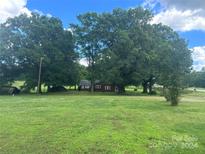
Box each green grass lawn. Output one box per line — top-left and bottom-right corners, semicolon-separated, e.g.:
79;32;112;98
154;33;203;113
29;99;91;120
0;92;205;154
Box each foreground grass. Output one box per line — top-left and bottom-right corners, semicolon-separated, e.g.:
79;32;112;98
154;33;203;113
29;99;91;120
0;93;205;154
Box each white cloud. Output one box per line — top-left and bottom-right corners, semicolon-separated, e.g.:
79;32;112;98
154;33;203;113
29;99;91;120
0;0;31;23
160;0;205;10
144;0;205;31
144;0;205;10
191;46;205;71
152;8;205;31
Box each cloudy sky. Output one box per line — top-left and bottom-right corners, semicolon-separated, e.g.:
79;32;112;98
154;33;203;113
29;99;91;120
0;0;205;71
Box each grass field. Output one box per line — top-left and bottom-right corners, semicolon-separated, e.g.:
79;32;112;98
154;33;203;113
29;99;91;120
0;92;205;154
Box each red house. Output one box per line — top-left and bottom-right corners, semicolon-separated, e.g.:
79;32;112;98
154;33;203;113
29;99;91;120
79;80;119;92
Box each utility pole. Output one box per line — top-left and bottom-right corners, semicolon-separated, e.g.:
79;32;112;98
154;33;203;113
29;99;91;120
37;57;43;94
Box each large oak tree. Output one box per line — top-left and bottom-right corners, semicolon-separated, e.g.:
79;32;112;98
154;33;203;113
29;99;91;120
0;13;79;92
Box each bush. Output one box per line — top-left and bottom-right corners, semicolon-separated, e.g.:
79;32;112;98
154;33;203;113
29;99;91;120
163;87;180;106
169;87;180;106
48;86;67;92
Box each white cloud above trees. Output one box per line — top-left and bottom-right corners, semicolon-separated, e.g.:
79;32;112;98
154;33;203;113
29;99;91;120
144;0;205;11
145;0;205;32
191;46;205;71
160;0;205;10
152;8;205;31
0;0;30;23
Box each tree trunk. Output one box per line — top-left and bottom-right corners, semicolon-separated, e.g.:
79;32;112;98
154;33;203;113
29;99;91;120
169;87;179;106
148;77;153;94
148;84;152;94
37;57;43;94
142;81;148;93
90;58;95;93
47;85;51;93
38;83;42;94
91;80;94;92
118;85;125;93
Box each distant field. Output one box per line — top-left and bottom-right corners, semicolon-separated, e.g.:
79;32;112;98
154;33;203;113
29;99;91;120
0;92;205;153
187;87;205;92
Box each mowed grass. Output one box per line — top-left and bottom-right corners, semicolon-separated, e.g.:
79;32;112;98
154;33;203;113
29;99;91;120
0;92;205;154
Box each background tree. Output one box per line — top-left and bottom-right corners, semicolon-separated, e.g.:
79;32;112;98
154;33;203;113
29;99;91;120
0;20;22;86
78;64;89;81
72;7;192;100
188;69;205;88
0;13;78;92
75;8;154;92
71;13;103;92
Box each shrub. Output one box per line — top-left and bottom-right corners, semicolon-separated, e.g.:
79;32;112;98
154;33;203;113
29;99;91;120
48;86;67;92
163;87;180;106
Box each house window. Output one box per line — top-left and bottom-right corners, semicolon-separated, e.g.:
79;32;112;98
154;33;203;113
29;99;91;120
105;86;111;91
95;85;101;89
85;85;90;89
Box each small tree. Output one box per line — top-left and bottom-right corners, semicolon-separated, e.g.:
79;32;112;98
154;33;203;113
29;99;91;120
154;24;192;106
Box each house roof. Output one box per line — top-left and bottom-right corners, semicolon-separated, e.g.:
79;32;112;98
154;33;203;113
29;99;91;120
79;80;91;86
79;80;100;86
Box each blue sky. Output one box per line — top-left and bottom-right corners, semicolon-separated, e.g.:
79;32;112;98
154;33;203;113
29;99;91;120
179;31;205;48
26;0;205;48
27;0;144;27
0;0;205;70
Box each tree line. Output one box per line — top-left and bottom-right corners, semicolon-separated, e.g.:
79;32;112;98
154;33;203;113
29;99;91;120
185;67;205;88
0;7;192;105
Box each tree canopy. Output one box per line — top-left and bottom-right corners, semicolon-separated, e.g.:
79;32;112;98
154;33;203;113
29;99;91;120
72;8;192;105
0;8;193;105
188;68;205;88
0;13;79;92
